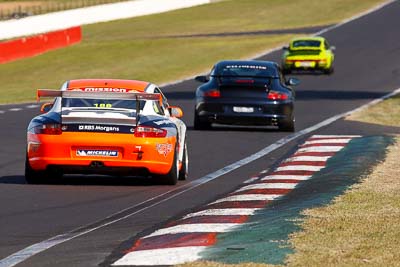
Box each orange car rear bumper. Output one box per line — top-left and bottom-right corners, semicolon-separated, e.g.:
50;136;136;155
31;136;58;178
27;132;176;175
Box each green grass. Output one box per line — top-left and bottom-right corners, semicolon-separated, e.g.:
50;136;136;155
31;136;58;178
346;95;400;126
286;136;400;266
0;0;386;104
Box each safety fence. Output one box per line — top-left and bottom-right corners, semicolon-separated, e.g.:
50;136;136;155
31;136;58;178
0;26;82;64
0;0;126;20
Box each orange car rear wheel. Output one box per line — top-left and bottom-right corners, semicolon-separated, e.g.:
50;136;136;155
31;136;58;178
25;153;63;184
157;146;179;185
178;141;188;181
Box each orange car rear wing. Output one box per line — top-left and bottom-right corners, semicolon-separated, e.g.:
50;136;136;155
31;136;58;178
37;89;162;103
37;89;163;127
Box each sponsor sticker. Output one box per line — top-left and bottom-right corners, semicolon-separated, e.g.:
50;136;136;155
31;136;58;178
154;120;170;126
76;150;118;157
69;88;140;93
78;125;120;132
156;143;173;157
226;65;267;70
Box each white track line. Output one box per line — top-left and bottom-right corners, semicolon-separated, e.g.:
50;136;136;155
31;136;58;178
236;183;298;192
145;223;240;238
1;1;398;266
311;135;362;138
183;208;260;219
297;146;345;153
243;177;260;184
275;165;325;172
261;175;312;181
284;156;331;162
26;104;39;109
212;194;283;204
112;246;206;266
303;139;352;145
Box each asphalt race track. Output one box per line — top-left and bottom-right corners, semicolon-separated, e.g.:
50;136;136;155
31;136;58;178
1;1;400;266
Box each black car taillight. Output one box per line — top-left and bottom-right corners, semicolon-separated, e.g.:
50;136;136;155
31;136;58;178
32;123;62;135
203;89;221;98
267;91;289;100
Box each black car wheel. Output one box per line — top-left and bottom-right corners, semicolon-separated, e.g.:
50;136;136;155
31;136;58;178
194;110;211;130
278;118;295;132
178;142;188;180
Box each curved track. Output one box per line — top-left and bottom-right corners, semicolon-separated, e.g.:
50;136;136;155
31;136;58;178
1;1;400;266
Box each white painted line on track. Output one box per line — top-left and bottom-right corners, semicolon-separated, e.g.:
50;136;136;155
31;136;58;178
145;223;240;238
297;146;345;153
261;175;312;181
112;246;206;266
183;208;260;219
284;156;331;162
275;165;325;172
236;183;298;192
1;1;399;265
311;135;362;138
212;194;283;204
8;108;22;112
243;177;260;184
26;104;39;109
303;139;352;145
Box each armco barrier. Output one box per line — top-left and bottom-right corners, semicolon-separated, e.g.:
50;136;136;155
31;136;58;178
0;26;81;64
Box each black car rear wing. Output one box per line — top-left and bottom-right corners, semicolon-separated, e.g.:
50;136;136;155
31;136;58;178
37;89;162;127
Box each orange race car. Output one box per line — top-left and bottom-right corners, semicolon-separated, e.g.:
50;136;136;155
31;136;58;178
25;79;188;185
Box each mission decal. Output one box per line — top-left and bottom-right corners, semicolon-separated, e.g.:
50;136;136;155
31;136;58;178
113;135;361;266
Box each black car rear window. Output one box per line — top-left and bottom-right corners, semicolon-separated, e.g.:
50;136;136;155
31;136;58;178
292;40;321;48
215;64;277;78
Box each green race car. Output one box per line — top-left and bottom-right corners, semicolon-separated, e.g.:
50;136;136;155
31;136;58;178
282;36;335;74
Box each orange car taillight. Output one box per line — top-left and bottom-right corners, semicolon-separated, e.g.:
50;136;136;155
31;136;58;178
203;89;221;98
134;126;167;138
267;91;289;100
33;124;62;135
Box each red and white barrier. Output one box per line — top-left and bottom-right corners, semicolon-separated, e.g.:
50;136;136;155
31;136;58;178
0;26;81;64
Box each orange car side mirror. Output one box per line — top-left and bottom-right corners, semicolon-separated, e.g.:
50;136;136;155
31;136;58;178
40;103;53;113
168;106;183;118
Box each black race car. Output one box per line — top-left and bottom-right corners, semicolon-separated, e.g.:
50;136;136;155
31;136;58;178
194;60;299;131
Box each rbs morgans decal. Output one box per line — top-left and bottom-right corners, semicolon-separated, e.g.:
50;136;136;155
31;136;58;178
77;150;118;157
78;125;120;132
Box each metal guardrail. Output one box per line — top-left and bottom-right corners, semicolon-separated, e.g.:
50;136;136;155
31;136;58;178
0;0;127;20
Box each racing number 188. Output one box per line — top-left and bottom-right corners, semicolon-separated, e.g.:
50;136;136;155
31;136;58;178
94;103;112;108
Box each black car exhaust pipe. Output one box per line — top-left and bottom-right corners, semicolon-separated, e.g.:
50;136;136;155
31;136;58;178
90;161;104;168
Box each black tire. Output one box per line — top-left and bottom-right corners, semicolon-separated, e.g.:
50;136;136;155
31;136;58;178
25;154;63;184
324;66;334;75
282;68;291;75
25;154;46;184
194;110;211;130
178;142;188;181
278;119;295;132
159;147;179;185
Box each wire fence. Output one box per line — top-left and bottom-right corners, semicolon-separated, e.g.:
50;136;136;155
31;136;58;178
0;0;127;20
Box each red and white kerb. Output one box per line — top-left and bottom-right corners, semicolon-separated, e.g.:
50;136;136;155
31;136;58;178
113;135;361;266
